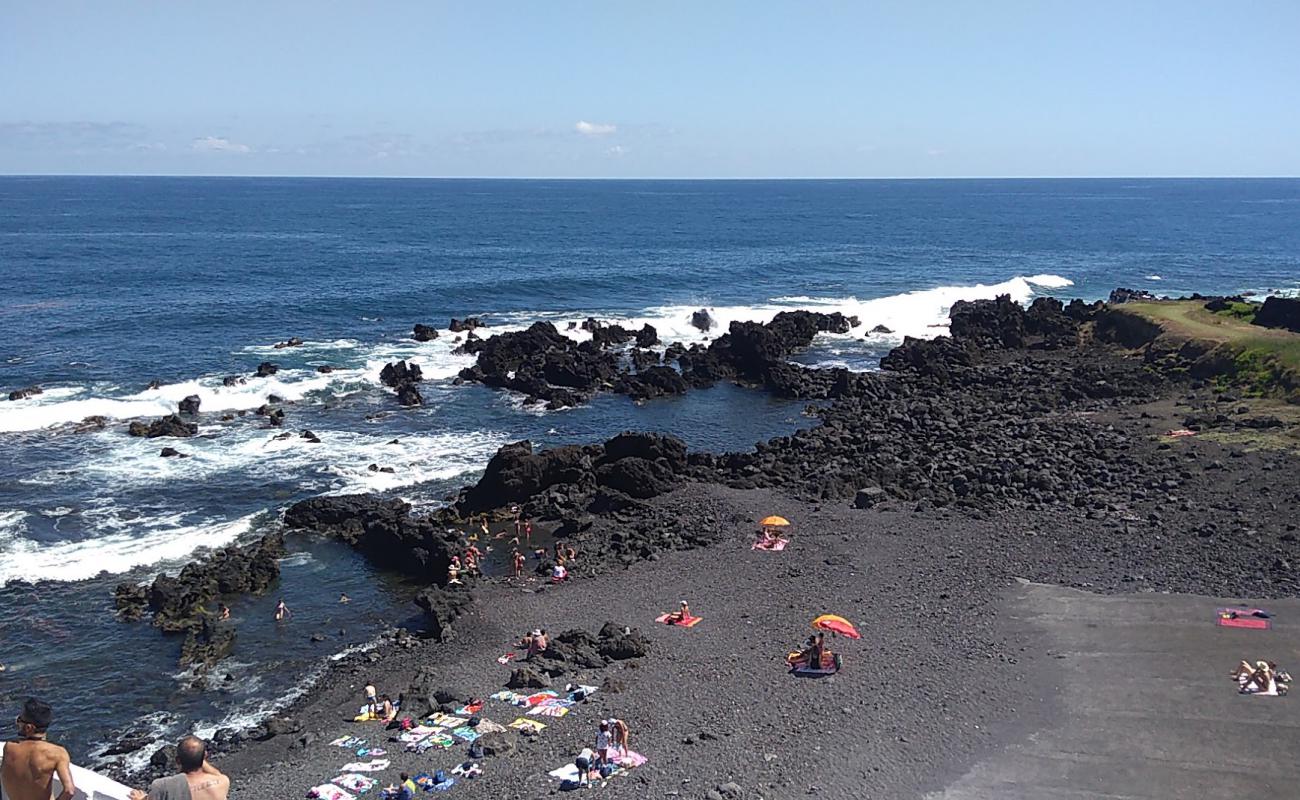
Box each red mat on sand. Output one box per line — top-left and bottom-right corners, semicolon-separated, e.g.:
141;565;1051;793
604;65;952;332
655;613;703;628
1218;615;1271;630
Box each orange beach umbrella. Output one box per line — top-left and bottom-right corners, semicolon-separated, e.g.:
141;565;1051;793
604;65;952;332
812;614;861;640
760;515;791;527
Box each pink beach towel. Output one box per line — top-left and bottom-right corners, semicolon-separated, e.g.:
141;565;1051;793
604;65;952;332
752;538;788;552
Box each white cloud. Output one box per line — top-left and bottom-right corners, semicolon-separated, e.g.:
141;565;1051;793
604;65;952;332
191;136;251;154
575;120;617;137
606;145;627;157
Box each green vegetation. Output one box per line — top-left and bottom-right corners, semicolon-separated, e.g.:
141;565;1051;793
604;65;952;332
1214;301;1257;323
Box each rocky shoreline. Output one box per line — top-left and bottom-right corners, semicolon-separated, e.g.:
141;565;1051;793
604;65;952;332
96;292;1300;797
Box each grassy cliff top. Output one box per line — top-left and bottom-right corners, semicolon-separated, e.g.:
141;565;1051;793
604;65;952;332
1116;300;1300;371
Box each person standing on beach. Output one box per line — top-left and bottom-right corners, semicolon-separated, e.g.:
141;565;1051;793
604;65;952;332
130;735;228;800
0;698;76;800
365;682;378;715
512;548;525;579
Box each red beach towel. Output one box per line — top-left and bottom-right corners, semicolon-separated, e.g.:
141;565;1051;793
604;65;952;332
1217;608;1271;629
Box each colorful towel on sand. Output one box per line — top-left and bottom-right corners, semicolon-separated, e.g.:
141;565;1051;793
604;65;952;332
509;717;546;732
565;684;598;702
354;747;386;758
497;652;516;665
452;725;482;742
454;701;484;715
330;736;367;749
309;783;355;800
430;778;455;791
1217;608;1273;629
430;713;468;728
615;750;648;768
451;761;483;778
655;613;704;628
791;662;839;676
752;537;789;551
340;759;390;772
407;733;455;753
549;749;647;782
524;691;559;706
332;773;377;793
527;702;571;718
474;719;507;734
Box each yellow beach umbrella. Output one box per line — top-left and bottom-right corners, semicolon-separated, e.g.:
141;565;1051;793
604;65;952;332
760;515;790;527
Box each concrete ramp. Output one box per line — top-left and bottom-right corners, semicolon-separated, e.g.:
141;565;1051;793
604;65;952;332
930;583;1300;799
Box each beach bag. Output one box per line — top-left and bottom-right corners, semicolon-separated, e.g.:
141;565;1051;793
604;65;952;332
560;778;582;791
599;763;615;778
434;769;446;784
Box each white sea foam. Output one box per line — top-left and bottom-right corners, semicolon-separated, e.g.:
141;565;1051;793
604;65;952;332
616;273;1075;345
0;368;359;433
1146;275;1164;281
51;426;507;497
0;512;260;586
0;510;27;545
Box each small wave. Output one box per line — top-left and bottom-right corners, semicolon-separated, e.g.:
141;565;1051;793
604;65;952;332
0;510;27;544
52;427;507;498
1146;275;1163;281
0;512;260;586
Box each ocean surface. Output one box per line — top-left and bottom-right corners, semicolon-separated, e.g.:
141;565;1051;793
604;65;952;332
1;176;1298;768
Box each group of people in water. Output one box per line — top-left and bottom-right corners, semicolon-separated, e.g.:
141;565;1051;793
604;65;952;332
0;699;230;800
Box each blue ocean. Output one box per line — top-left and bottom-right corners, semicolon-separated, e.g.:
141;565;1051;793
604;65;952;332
1;177;1297;768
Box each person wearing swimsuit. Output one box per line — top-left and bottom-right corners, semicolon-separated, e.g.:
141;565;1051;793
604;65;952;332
1;698;76;800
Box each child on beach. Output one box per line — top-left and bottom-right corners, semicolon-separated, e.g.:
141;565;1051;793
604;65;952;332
595;720;612;765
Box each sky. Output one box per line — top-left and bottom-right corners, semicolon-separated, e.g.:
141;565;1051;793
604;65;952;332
2;1;1298;178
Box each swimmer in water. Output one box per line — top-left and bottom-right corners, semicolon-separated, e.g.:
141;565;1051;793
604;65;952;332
339;593;351;604
274;599;290;621
218;604;231;621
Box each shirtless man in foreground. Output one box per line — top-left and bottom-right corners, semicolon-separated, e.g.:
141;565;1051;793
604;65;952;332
0;698;76;800
131;735;228;800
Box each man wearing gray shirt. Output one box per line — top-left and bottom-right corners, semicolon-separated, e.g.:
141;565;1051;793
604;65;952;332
130;737;227;800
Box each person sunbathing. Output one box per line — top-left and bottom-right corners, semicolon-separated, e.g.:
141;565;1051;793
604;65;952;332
1238;661;1276;694
666;601;693;625
790;633;830;670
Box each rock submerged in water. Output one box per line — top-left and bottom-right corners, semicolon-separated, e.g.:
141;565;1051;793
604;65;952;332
255;362;279;378
6;385;42;401
159;447;187;458
127;414;198;438
273;336;304;349
178;394;201;416
222;375;245;387
449;316;482;333
412;323;440;342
